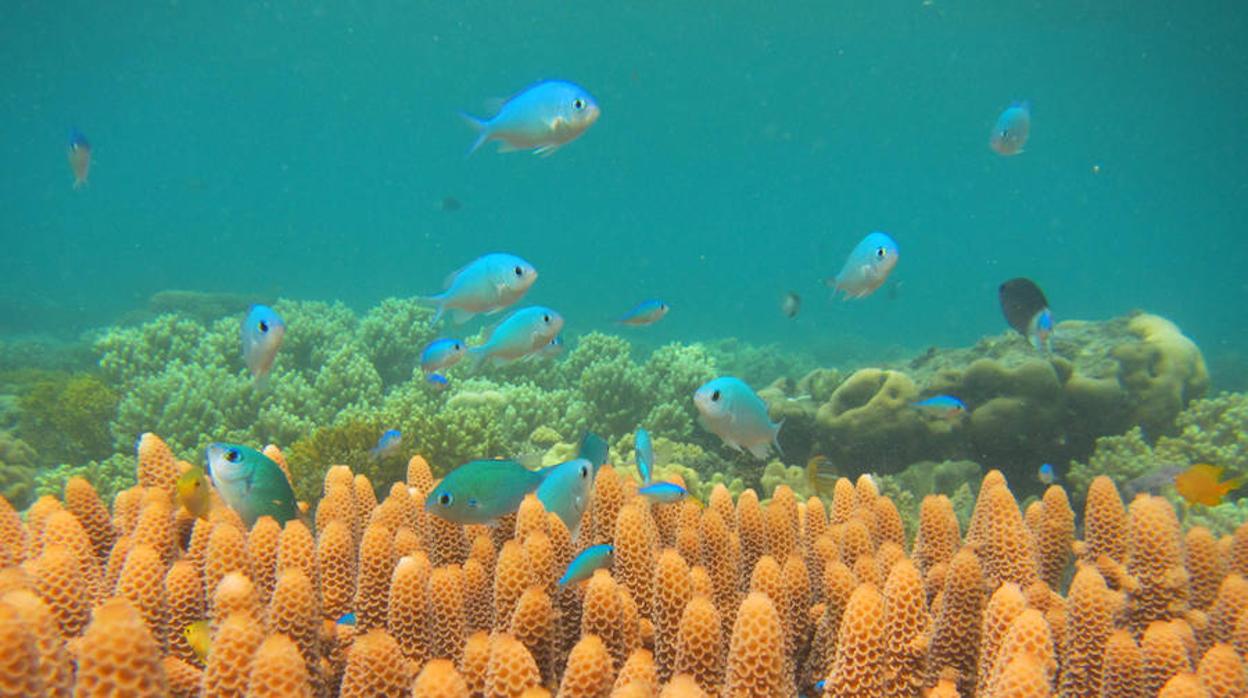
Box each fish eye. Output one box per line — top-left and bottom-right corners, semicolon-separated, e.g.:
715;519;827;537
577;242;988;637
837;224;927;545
225;449;241;463
514;266;524;276
875;247;888;259
711;389;721;402
573;98;585;110
438;492;453;506
579;464;590;479
543;314;551;323
258;320;268;332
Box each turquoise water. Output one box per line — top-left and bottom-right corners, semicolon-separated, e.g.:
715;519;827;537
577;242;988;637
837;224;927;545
1;2;1245;367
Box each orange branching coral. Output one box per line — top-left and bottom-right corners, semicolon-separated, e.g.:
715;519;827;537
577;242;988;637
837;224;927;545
248;633;314;698
985;608;1056;695
524;530;556;594
659;674;709;698
318;519;357;621
64;476;114;561
804;560;856;691
839;518;873;571
881;558;929;697
927;548;985;695
137;432;179;493
614;503;656;618
1156;672;1212;698
164;655;204;698
873;496;906;550
0;494;27;568
1127;496;1190;635
414;658;471;698
591;466;627;547
340;629;411;698
268;567;322;692
487;632;543;698
247;515;282;605
428;564;468;664
204;520;250;608
1185;527;1225;612
407;454;434;491
581;569;632;671
782;554;812;670
277;519;320;590
164;559;205;663
674;594;723;694
355;523;395;631
317;484;357;538
725;591;785;697
1082;476;1129;571
0;598;43;695
429;510;470;567
613;648;657;694
263;444;293;487
387;552;431;666
556;633;614;698
495;540;529;631
2;588;73;695
463;631;492;696
767;485;799;562
652;548;692;684
41;509;103;602
1196;643;1247;698
976;583;1028;696
28;543;92;637
1031;486;1075;591
968;478;1038;589
736;489;766;592
1209;573;1248;645
464;557;494;633
987;653;1052;698
698;508;739;641
353;474;378;523
510;586;557;688
1142;620;1196;697
516;494;550;541
115;543;169;653
824;583;886;698
76;597;168;697
1059;564;1122;697
1101;628;1146;698
913;495;960;576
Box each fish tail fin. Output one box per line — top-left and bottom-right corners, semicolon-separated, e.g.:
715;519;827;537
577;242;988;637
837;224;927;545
771;419;785;458
416;295;446;325
466;346;489;372
806;457;827;498
460;112;490;156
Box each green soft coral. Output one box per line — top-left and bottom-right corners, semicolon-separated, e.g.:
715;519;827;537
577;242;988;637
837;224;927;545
34;453;135;507
0;431;39;509
358;297;438;387
16;373;118;464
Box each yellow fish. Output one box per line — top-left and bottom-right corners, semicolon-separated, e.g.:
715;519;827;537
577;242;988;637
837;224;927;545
805;455;837;499
176;467;212;520
183;620;211;662
1174;464;1244;507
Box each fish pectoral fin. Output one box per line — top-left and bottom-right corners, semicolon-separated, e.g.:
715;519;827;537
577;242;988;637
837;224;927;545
533;143;564;157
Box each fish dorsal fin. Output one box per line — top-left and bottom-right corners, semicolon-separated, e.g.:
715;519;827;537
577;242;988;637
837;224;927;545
442;265;466;291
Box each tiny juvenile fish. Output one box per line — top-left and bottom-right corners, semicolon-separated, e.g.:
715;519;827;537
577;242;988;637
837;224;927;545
781;292;801;319
336;612;357;626
467;306;564;369
694;376;783;460
999;277;1053;352
617;299;669;327
370;429;402;461
205;443;299;527
427;373;451;391
1175;463;1245;507
67;128;91;189
805;454;838;499
463;80;600;157
176;466;212;520
826;232;899;299
635;427;654;484
241;304;286;386
912;395;968;421
1038;463;1056;485
1122;466;1186;500
421;253;537;325
990;101;1031;156
537;335;565;359
535;458;595;536
559;544;614;587
426;459;546;525
421;338;468;373
183;620;211;662
638;481;688;504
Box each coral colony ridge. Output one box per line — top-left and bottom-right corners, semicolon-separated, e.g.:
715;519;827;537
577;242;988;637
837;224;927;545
1;295;1247;696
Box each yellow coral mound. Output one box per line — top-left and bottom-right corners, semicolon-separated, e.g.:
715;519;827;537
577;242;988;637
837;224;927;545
6;440;1248;696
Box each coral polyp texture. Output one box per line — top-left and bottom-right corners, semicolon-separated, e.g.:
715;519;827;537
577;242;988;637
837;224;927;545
8;432;1248;695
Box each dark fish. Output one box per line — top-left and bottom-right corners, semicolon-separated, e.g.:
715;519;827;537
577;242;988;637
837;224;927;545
999;277;1052;349
781;292;801;318
441;196;462;212
1121;466;1186;500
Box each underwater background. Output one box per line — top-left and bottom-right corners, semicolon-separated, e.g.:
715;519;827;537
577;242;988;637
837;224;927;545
1;1;1246;511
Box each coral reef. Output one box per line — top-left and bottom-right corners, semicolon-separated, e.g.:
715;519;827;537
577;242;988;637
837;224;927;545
2;433;1247;696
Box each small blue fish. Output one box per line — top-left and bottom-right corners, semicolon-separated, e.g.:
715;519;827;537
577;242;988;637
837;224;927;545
826;232;899;299
912;395;968;422
638;481;688;504
241;305;285;386
537;335;564;359
467;306;564;369
426;459;546;525
536;458;595;536
1038;463;1056;485
427;373;450;391
205;443;299;527
813;680;826;693
421;338;468;373
617;300;669;327
990;101;1031;156
635;428;654;484
370;430;402;461
67;128;91;189
559;544;614;587
1031;308;1054;352
336;612;357;626
694;377;783;460
463;80;600;157
421;253;537;325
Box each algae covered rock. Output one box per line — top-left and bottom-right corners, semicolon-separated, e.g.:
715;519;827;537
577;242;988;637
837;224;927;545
813;368;928;471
